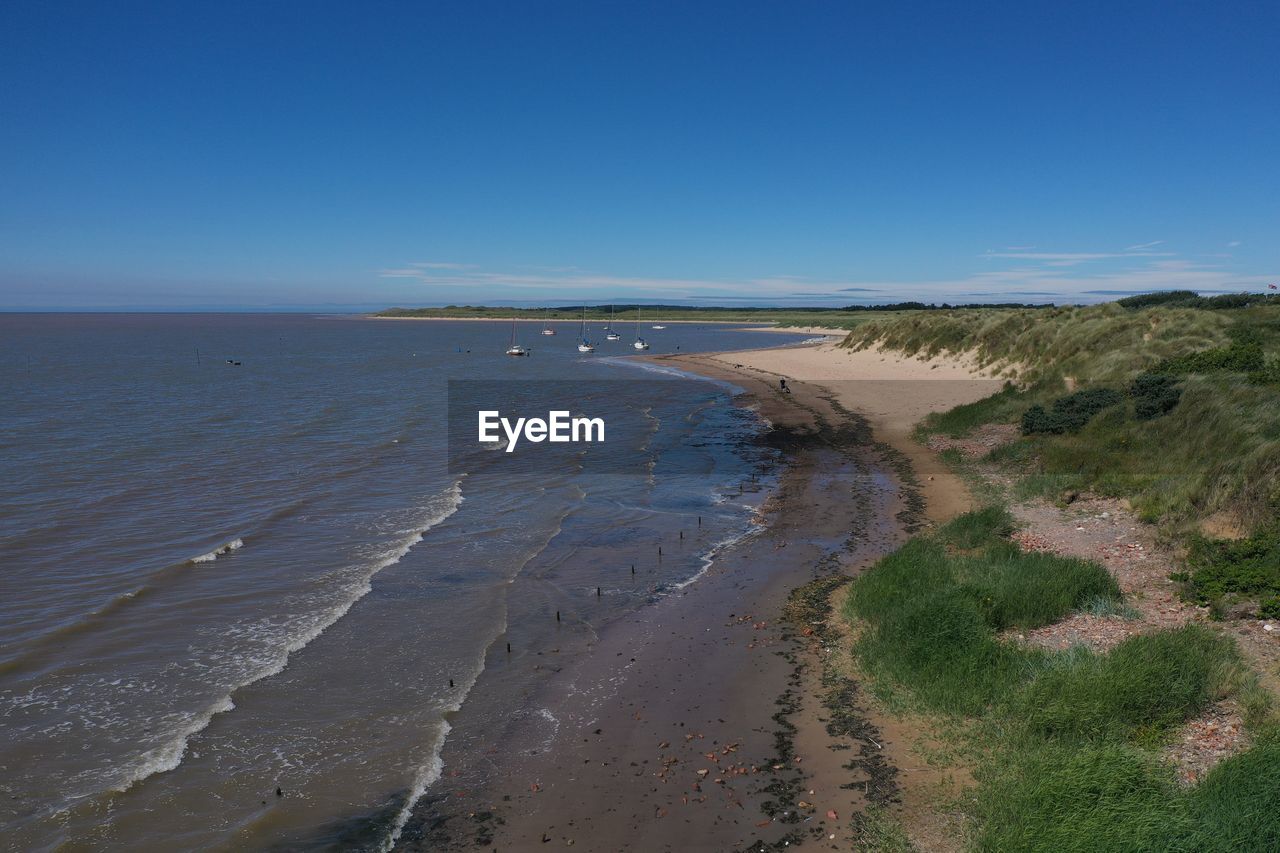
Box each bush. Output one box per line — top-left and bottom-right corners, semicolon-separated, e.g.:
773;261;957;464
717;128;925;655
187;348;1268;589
1015;625;1238;742
1117;290;1201;309
1129;373;1183;419
1159;341;1266;375
1021;387;1124;434
1182;524;1280;607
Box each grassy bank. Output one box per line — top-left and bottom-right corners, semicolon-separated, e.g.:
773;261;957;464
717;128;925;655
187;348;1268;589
846;296;1280;615
844;508;1278;851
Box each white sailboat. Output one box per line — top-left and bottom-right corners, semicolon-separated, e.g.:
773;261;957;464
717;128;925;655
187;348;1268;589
506;318;529;356
541;307;556;335
605;304;621;340
632;307;649;350
577;306;595;353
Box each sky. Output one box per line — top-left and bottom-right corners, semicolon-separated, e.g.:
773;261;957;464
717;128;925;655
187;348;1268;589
1;0;1276;310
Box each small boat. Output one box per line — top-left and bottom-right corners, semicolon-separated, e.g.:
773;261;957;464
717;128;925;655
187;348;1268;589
577;306;595;353
650;324;666;330
604;305;621;340
633;307;649;350
541;308;556;335
506;319;529;356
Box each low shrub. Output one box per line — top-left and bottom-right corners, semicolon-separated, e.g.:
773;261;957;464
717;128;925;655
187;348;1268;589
1129;372;1183;420
1182;524;1280;607
1159;341;1265;375
1021;387;1124;434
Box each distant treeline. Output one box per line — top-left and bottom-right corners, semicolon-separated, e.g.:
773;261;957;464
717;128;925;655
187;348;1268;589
381;301;1055;316
1117;290;1279;310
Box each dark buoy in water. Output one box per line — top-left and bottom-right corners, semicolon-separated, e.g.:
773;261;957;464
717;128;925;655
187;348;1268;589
275;787;283;797
596;587;601;597
631;564;635;574
679;530;683;540
506;642;511;653
449;678;454;688
698;516;702;527
556;611;561;622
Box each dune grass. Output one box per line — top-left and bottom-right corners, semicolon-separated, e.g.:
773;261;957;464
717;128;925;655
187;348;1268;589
855;302;1280;605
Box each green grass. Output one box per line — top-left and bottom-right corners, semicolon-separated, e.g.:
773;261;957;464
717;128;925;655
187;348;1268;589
847;509;1120;715
973;741;1190;852
1183;737;1280;851
973;734;1280;852
1014;625;1239;743
844;508;1269;850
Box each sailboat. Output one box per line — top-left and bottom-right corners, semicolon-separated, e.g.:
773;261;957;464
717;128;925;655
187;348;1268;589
541;307;556;335
605;305;621;340
632;307;649;350
577;306;595;353
506;318;529;356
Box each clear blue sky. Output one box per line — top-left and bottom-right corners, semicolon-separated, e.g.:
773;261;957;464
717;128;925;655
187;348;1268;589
1;0;1276;309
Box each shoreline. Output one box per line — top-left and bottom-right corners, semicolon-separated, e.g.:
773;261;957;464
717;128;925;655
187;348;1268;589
395;335;993;850
368;314;852;336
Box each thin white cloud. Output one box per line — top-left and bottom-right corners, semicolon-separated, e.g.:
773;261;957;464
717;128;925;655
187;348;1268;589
1124;240;1165;251
981;251;1173;267
1228;241;1243;248
409;261;476;270
378;251;1276;305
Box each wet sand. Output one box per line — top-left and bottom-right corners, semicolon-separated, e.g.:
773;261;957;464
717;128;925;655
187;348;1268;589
398;361;919;851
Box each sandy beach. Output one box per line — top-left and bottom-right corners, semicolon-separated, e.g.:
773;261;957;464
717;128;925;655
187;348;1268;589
670;342;1007;522
397;337;999;850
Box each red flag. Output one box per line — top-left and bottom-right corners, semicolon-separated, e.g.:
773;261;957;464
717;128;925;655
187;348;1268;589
1270;284;1277;290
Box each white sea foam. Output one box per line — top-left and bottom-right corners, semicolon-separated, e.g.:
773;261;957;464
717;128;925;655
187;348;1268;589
189;538;244;563
381;720;450;852
109;696;235;792
110;481;465;795
671;521;765;591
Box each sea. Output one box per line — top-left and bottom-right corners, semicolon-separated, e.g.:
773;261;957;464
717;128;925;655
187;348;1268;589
0;314;812;850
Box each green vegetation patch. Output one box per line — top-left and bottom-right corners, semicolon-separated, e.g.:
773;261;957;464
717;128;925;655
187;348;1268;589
1015;625;1238;743
847;509;1120;715
973;741;1190;852
1129;372;1183;420
1178;523;1280;617
1020;387;1123;435
846;509;1265;851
